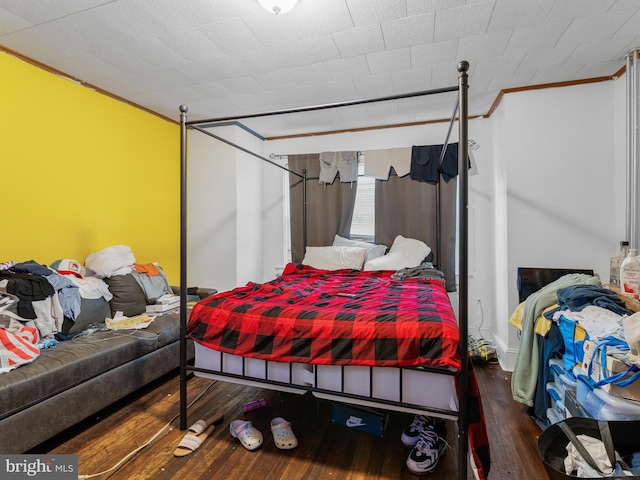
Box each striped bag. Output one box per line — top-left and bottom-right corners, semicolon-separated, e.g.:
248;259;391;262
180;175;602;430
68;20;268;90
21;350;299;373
0;292;40;372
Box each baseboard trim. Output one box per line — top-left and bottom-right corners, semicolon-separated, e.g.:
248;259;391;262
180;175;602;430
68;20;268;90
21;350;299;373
493;335;518;372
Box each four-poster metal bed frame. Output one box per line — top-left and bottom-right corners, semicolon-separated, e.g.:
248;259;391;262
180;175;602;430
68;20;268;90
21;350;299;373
178;61;471;480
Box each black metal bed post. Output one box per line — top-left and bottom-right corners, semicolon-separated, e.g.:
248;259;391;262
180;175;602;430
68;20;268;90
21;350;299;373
436;181;441;269
456;61;470;480
179;105;189;431
302;169;307;256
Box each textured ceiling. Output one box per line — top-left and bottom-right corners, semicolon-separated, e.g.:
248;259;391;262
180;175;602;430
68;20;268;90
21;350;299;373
1;0;639;137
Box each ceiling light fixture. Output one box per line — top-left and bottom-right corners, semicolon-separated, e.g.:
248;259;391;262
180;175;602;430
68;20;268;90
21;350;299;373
256;0;299;15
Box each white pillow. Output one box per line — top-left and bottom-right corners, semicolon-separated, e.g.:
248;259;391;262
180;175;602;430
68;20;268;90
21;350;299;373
363;235;430;271
332;234;387;263
302;246;367;271
85;244;135;278
389;235;431;262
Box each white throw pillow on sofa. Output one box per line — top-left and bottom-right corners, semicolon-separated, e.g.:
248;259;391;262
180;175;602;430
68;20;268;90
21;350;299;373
332;234;387;263
363;235;430;271
302;246;367;271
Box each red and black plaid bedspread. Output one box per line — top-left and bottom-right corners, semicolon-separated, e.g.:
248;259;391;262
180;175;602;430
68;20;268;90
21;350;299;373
188;263;460;370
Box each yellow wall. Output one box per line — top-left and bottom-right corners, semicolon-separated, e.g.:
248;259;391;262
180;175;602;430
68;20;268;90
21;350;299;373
0;52;181;283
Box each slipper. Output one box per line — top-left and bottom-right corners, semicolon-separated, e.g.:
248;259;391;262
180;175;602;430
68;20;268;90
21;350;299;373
185;413;224;436
186;419;208;436
271;417;298;450
173;424;215;457
229;420;263;451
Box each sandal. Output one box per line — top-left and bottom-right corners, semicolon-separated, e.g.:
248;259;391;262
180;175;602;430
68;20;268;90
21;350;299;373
173;424;215;457
271;417;298;450
186;419;208;436
229;420;263;451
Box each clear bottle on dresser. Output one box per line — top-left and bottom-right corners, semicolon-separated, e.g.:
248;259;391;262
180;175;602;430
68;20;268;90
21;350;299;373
610;240;630;287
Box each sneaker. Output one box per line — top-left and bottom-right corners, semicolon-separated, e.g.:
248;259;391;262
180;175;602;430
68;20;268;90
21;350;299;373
405;423;447;475
468;336;498;364
401;415;446;447
401;415;433;447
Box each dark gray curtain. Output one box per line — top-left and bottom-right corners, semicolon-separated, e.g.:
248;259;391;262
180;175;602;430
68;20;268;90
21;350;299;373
375;171;457;291
289;154;358;263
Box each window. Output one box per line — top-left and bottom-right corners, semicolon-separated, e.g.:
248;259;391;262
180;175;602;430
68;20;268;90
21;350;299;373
350;156;375;241
283;155;375;258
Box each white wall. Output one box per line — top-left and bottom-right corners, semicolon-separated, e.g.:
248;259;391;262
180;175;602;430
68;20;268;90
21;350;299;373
497;81;621;369
504;82;617;307
187;126;264;292
465;119;498;345
187;76;629;372
490;94;511;364
187;128;238;292
235;128;264;286
260;154;287;282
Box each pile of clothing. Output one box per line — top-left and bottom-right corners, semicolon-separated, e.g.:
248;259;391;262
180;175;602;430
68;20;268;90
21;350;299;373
509;273;639;421
0;245;171;373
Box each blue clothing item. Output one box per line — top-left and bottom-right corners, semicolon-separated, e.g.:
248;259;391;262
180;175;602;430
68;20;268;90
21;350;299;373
46;273;81;321
130;267;172;304
410;143;466;184
410;145;439;183
11;260;52;276
556;284;631;317
622;451;640;474
531;323;564;423
37;338;58;349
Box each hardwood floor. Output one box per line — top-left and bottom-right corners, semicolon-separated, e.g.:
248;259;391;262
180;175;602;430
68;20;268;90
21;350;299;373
38;364;548;479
